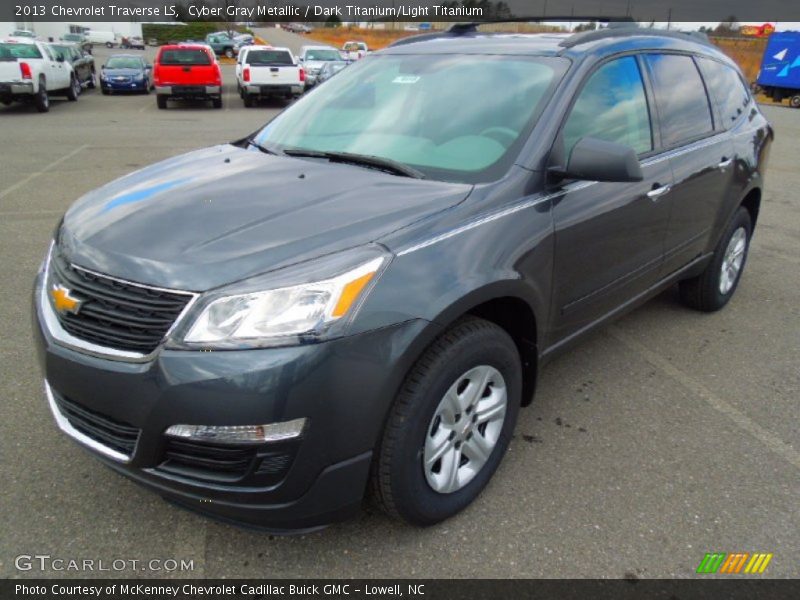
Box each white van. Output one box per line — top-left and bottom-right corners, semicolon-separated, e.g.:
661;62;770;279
84;30;118;47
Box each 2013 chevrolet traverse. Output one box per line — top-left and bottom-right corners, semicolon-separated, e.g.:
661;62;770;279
33;25;773;531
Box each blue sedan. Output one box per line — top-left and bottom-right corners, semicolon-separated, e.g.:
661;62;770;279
100;55;153;94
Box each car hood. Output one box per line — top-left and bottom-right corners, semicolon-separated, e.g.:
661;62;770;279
103;68;143;77
60;144;471;291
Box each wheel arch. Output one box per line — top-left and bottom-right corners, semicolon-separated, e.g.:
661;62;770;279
426;282;542;407
740;187;761;229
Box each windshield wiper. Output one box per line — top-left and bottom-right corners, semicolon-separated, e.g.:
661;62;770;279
248;139;280;155
282;149;425;179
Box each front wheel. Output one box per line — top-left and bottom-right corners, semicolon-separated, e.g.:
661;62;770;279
87;72;96;89
212;96;222;109
224;48;234;59
679;207;752;312
790;95;800;109
156;94;167;109
372;317;521;526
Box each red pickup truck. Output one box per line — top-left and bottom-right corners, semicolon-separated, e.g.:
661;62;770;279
153;45;222;109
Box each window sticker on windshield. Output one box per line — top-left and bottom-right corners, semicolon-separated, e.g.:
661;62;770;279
392;75;420;84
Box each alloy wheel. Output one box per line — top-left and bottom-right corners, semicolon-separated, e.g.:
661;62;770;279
423;365;507;494
719;227;747;295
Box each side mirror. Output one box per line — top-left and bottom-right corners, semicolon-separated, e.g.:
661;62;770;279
552;137;643;183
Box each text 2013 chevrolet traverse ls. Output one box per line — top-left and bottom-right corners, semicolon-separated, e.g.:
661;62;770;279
34;26;772;531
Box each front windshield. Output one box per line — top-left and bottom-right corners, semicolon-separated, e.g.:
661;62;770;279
254;53;567;183
306;49;341;61
106;57;142;69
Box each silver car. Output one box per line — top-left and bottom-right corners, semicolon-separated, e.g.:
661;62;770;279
298;45;345;87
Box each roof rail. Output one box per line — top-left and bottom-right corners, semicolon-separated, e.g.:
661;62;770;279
560;26;715;48
388;16;635;47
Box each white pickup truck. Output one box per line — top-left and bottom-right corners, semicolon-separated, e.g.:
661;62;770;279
0;40;80;112
236;45;304;107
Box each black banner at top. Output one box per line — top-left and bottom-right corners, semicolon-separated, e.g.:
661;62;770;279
4;0;800;23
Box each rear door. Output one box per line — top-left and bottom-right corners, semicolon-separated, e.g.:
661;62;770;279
642;53;735;275
548;55;673;344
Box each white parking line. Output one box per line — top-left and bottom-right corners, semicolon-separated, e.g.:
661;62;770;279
0;145;89;200
608;326;800;471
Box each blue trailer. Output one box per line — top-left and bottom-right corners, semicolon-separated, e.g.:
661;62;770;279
756;31;800;107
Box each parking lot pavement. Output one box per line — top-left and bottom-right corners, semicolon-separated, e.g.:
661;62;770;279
0;38;798;578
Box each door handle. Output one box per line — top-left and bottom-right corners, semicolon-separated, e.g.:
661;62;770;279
718;157;733;169
646;184;671;201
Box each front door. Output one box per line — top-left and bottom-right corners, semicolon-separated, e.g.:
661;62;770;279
548;55;671;346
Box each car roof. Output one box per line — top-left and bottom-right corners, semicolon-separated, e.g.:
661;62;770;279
384;28;730;64
108;53;143;59
161;44;210;50
302;45;338;51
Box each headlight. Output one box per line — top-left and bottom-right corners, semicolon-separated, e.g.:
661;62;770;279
170;247;389;349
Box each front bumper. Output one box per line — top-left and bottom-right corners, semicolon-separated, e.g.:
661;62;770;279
101;78;147;91
33;267;431;530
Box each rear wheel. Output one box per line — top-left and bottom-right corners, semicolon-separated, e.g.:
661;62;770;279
66;75;80;101
679;207;752;312
224;47;234;59
212;96;222;109
87;72;96;89
790;95;800;109
243;93;254;108
156;94;167;109
372;317;521;526
34;78;49;112
105;42;113;48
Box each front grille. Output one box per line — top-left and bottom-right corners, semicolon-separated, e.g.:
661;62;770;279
54;393;140;456
158;438;295;484
48;249;192;354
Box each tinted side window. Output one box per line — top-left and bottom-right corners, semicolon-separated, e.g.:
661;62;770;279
563;56;652;156
696;58;750;130
645;54;713;146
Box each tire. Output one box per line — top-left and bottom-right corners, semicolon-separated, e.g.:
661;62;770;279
224;47;234;59
679;207;752;312
101;87;109;96
790;95;800;109
243;93;253;108
156;94;167;109
105;42;113;48
372;317;521;526
87;72;96;89
34;78;49;112
66;75;80;101
212;96;222;109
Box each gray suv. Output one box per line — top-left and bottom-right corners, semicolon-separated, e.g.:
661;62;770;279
34;25;772;531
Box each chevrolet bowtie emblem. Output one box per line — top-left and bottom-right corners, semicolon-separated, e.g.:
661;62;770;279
50;284;84;315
